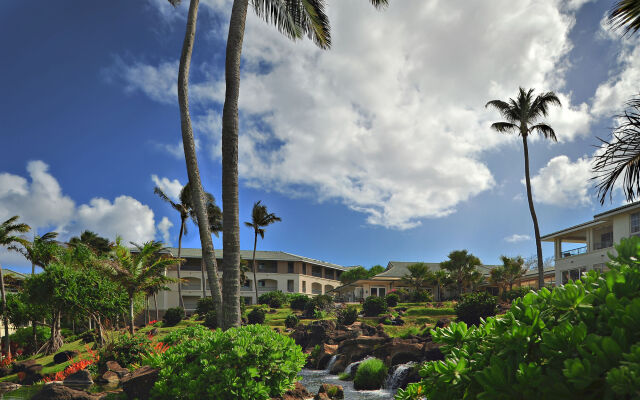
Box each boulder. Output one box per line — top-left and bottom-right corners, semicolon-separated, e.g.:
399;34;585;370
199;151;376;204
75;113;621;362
121;365;159;400
31;383;101;400
106;361;130;378
63;369;93;387
315;344;338;369
424;342;444;361
274;382;310;400
0;382;20;391
435;318;451;329
53;350;80;365
97;371;119;385
316;383;344;400
148;328;159;337
12;359;38;373
315;394;330;400
372;339;424;366
329;355;348;374
0;367;11;377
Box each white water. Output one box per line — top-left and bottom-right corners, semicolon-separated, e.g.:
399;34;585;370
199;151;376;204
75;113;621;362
343;356;375;377
384;362;416;390
326;355;338;372
299;369;394;399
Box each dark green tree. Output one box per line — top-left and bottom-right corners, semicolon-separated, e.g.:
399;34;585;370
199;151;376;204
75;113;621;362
401;263;435;293
245;201;281;303
440;250;482;297
68;230;112;256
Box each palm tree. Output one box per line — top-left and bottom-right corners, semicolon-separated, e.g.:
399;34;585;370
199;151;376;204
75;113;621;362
486;88;561;288
106;239;178;334
0;216;31;358
609;0;640;35
432;269;450;301
401;263;434;293
440;250;482;297
489;267;507;295
69;231;112;256
244;201;281;303
500;255;526;291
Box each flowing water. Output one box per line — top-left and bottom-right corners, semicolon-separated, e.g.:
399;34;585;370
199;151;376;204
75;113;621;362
298;369;394;400
325;355;338;372
383;362;416;390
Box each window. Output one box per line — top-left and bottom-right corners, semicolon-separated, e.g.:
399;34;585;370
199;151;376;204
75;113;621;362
370;287;386;297
287;280;294;292
302;263;307;275
327;269;335;280
562;267;586;284
312;265;322;278
288;262;294;274
632;212;640;234
242;279;252;289
302;281;307;293
257;261;277;273
599;232;613;249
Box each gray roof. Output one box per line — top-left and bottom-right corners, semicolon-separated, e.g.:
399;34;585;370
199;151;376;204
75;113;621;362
164;248;348;271
382;261;501;278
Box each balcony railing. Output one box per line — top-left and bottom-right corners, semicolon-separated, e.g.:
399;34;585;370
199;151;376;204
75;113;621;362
561;246;587;258
593;241;613;250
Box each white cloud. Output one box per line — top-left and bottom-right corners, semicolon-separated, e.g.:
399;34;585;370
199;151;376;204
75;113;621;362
505;234;532;243
0;160;75;230
123;0;595;229
529;155;592;207
76;196;157;245
151;174;183;200
157;216;174;245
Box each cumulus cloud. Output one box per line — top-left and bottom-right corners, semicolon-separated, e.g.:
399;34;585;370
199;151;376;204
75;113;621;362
505;234;532;243
76;196;157;244
592;42;640;117
529;155;592;207
151;174;183;200
157;216;174;245
125;0;595;229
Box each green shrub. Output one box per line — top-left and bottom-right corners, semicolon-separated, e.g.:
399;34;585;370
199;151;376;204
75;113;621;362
284;314;299;329
385;293;399;307
409;290;432;303
397;237;640;400
146;325;306;400
392;289;410;302
502;286;533;302
338;372;352;381
248;307;266;324
362;296;387;317
336;306;359;326
288;294;310;311
454;291;497;326
353;358;388;390
10;326;50;349
304;295;334;317
258;291;287;308
163;307;185;327
195;297;215;317
99;333;153;370
203;310;217;329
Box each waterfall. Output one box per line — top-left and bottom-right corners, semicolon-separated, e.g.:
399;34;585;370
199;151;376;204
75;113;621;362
384;362;417;390
325;355;338;373
343;356;374;377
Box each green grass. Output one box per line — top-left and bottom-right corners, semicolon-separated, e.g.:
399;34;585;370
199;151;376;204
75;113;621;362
404;308;455;316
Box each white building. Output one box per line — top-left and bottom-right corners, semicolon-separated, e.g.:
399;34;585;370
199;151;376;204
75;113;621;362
541;201;640;285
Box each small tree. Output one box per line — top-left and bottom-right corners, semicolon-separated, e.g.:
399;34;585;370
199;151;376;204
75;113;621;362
500;255;527;291
245;201;281;304
401;263;434;293
440;250;482;297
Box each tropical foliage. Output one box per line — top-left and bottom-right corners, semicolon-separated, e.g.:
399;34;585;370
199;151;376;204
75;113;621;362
397;237;640;400
440;250;482;297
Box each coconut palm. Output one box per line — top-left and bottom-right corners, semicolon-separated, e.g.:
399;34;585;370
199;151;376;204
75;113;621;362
401;263;434;294
107;239;178;334
244;201;281;303
0;216;31;358
500;255;526;291
486;88;561;288
13;231;59;274
68;230;112;256
609;0;640;36
440;250;482;297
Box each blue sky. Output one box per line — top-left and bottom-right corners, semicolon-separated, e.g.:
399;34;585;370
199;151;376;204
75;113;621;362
1;0;638;274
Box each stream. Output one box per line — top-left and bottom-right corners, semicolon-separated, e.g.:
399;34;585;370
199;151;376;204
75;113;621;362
298;369;394;399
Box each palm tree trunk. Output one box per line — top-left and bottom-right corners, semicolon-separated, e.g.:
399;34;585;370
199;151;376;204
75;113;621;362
154;293;159;322
31;260;37;353
220;0;249;330
252;231;259;304
201;258;206;298
177;221;185;309
129;295;135;335
522;136;545;288
177;0;224;327
0;264;11;359
146;296;150;324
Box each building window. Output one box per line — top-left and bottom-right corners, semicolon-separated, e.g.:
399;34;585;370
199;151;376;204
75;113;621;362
370;287;386;297
302;281;306;293
242;279;252;289
562;267;586;284
327;269;335;280
287;280;294;292
258;261;277;273
312;265;322;278
632;212;640;234
288;262;294;274
302;263;307;275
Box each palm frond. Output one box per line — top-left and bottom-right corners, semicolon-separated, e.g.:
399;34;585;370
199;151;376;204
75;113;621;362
154;187;179;211
530;91;561;119
609;0;640;36
530;123;558;142
368;0;389;9
489;122;517;133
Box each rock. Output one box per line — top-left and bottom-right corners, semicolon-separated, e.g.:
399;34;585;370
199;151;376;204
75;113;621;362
424;342;444;361
329;355;347;374
315;344;338;369
106;361;130;378
21;372;43;385
373;339;424;366
121;365;159;400
316;383;344;399
54;350;80;365
0;382;20;391
63;369;93;387
97;371;119;385
12;359;38;373
148;328;159;337
31;383;101;400
394;317;405;326
274;381;310;400
0;367;11;377
315;394;330;400
435;318;451;329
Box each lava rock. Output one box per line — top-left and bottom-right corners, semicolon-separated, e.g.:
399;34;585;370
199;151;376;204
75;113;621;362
121;365;159;400
53;350;80;365
63;369;93;387
31;383;101;400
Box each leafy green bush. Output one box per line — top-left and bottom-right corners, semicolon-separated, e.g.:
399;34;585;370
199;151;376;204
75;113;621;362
248;307;266;325
195;297;215;317
163;307;185;327
362;296;387;317
288;294;310;311
454;291;497;326
10;326;50;349
203;311;217;329
258;291;287;308
284;314;299;329
385;293;399;307
353;358;388;390
146;325;306;399
397;237;640;400
336;306;359;326
392;289;410;302
502;286;533;302
304;295;334;317
99;333;152;370
409;290;432;303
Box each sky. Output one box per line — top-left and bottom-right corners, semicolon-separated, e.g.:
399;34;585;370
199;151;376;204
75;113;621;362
1;0;639;274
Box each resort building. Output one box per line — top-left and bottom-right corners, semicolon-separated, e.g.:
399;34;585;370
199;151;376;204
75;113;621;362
541;201;640;286
331;260;554;302
156;248;348;313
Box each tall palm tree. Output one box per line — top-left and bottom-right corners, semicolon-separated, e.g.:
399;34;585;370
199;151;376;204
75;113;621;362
0;216;31;358
244;201;281;303
401;263;434;293
440;249;482;297
486;88;561;288
68;230;112;256
14;231;58;274
609;0;640;35
171;0;388;329
432;269;449;302
500;255;526;291
106;239;178;334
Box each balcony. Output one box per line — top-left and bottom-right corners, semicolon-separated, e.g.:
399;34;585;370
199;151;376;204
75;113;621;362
593;241;613;251
561;246;587;258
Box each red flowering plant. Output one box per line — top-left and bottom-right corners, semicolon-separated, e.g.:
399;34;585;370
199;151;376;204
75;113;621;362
42;346;99;383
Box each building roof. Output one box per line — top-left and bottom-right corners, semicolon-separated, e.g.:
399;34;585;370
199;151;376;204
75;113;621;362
2;269;28;280
382;261;501;279
594;200;640;219
163;248;349;271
